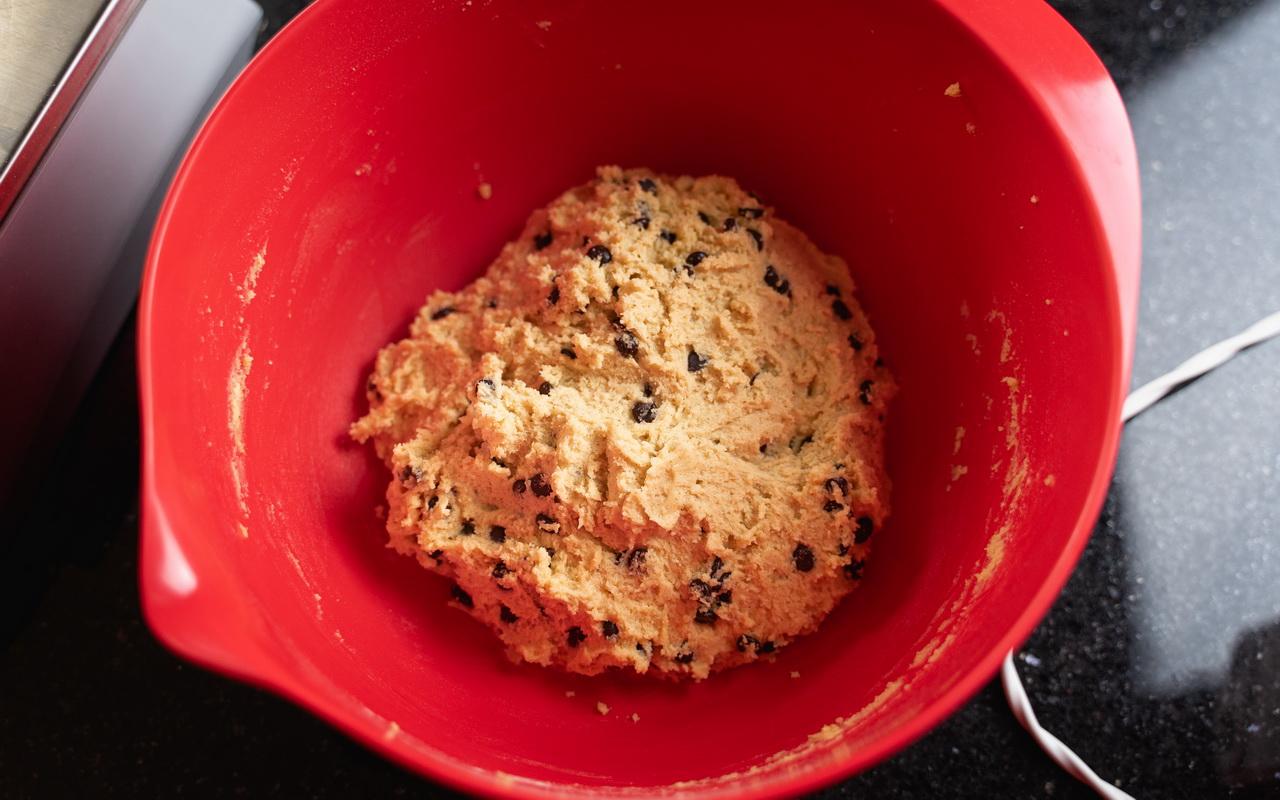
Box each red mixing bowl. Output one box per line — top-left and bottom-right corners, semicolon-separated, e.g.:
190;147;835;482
138;0;1140;796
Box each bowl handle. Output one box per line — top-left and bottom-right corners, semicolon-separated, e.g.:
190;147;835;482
138;490;285;686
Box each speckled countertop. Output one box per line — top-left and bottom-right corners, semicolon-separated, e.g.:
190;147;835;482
2;1;1279;797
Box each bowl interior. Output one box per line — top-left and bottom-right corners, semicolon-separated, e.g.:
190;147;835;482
142;0;1122;793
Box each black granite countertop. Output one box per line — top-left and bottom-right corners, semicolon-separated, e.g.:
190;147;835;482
3;1;1280;797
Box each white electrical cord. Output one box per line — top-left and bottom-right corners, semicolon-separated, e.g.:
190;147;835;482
1001;310;1280;800
1121;311;1280;423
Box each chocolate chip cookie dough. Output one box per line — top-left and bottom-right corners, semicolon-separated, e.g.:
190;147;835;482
351;166;892;679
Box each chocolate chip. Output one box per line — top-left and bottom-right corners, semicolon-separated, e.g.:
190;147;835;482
832;299;853;320
690;578;714;598
489;525;507;543
431;306;456;320
534;231;553;250
486;297;499;308
567;626;587;647
709;556;726;580
478;378;495;391
716;591;732;604
399;465;420;483
451;585;473;607
674;651;695;664
859;379;873;405
632;216;651;230
492;457;509;469
723;217;737;231
687;349;709;372
427;495;438;509
694;607;719;625
427;549;444;563
615;330;639;358
659;229;677;244
512;478;527;494
492;561;509;579
735;634;774;656
460;519;475;536
536;513;560;533
586;244;612;264
825;476;849;496
849;334;864;352
843;559;865;580
825;285;841;297
762;266;790;295
698;211;713;225
536;381;553;396
500;605;519;623
544;547;556;558
642;382;654;397
747;228;763;251
547;285;560;305
792;543;816;572
625;547;648;571
529;472;553;497
602;620;620;639
560;346;577;360
739;207;764;219
631;400;657;423
838;543;849;556
684;251;708;274
639;178;658;194
854;516;874;544
636;643;648;654
749;371;761;386
823;499;843;513
759;442;768;453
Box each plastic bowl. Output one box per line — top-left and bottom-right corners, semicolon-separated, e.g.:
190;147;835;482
138;0;1140;796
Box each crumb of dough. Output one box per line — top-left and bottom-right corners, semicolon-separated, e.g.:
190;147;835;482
790;670;801;679
944;82;962;97
597;702;611;716
477;182;493;200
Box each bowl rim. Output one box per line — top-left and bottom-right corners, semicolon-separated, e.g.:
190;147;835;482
136;0;1141;796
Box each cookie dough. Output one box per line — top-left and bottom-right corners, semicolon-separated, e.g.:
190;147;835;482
351;166;892;679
